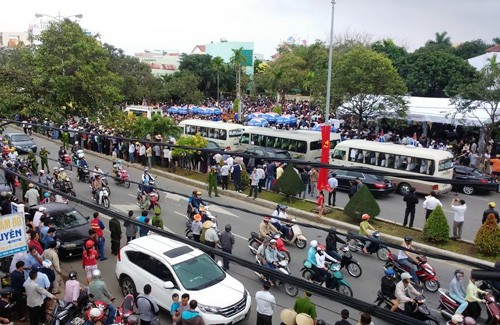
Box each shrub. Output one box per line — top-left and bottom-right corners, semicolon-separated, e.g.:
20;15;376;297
240;168;250;190
475;214;500;256
343;185;380;221
273;164;304;202
423;206;449;243
272;105;282;115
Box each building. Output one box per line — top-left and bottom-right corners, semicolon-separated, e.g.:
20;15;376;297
467;45;500;71
191;45;206;54
135;50;181;76
0;31;29;48
205;39;254;76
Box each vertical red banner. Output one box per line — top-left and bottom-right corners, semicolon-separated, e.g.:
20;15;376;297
317;124;331;191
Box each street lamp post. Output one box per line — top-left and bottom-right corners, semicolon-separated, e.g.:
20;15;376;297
35;12;83;22
325;0;336;123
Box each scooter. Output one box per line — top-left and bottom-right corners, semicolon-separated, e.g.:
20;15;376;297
58;154;72;171
437;288;478;323
484;291;500;325
384;253;440;292
137;189;161;213
300;260;353;297
185;216;194;240
279;219;307;249
346;231;390;261
254;256;299;297
77;166;90;182
49;290;89;325
248;232;290;259
338;245;362;278
396;295;439;325
91;185;110;208
115;293;138;325
113;168;130;188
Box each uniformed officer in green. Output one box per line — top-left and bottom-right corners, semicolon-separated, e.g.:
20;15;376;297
39;146;50;172
293;291;317;322
108;216;122;255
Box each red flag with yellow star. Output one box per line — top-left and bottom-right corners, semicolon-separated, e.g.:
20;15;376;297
317;124;331;191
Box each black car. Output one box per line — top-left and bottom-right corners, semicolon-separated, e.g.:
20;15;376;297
333;169;395;196
29;203;90;258
452;165;497;195
241;147;291;166
3;132;37;154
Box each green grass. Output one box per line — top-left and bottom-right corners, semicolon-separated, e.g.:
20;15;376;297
155;166;499;263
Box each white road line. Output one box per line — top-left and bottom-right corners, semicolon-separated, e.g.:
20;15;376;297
233;233;247;241
174;211;185;217
128;194;136;198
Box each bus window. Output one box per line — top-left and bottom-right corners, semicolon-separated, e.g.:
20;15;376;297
429;161;435;175
266;136;275;148
251;134;260;145
240;133;250;144
258;135;266;147
387;154;395;169
350;149;358;162
281;139;289;150
228;129;242;137
296;140;307;154
310;141;321;151
333;149;346;160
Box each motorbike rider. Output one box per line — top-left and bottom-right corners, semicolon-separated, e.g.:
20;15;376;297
271;205;290;239
92;165;105;180
359;214;376;254
395;272;422;315
112;159;124;176
259;216;279;238
64;270;81;305
58;146;68;161
88;269;116;325
307;240;320;275
325;227;346;261
256;236;271;265
140;183;155;209
77;153;89;180
381;268;399;312
141;167;154;186
264;239;282;285
91;175;104;203
71;143;81;155
315;244;333;283
465;275;487;320
397;235;419;286
58;167;68;181
449;269;468;316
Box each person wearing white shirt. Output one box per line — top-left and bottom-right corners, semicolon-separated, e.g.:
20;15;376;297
220;164;230;190
128;142;135;163
255;282;275;325
450;197;467;240
213;153;223;165
327;173;338;206
226;156;234;169
395;272;421;312
422;191;442;220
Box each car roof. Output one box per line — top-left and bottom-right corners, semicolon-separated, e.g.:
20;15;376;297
125;234;203;265
4;132;26;136
30;202;76;213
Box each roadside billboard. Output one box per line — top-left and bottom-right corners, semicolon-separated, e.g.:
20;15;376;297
0;204;27;258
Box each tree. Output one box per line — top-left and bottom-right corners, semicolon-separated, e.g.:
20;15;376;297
211;56;226;103
399;48;478;97
129;114;181;140
343;185;380;221
179;53;217;97
370;39;408;69
424;31;454;53
455;39;490;60
451;55;500;148
423;206;449;243
231;47;246;120
272;164;304;202
171;134;208;169
474;214;500;256
264;53;307;98
32;19;123;119
331;46;408;126
161;72;205;104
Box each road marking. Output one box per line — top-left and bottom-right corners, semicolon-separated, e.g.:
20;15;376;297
164;192;184;203
233;233;247;241
174;211;185;217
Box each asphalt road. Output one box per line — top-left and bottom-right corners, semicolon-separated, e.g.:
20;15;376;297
7;128;496;325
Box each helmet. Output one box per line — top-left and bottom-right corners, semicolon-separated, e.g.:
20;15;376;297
144;167;149;172
310;240;318;248
85;240;95;249
400;272;412;280
454;269;465;277
361;214;370;221
225;224;231;232
489;202;496;208
404;235;413;242
44;192;50;198
53;166;59;172
263;216;271;222
92;269;101;279
89;307;102;318
117;159;122;164
385;268;395;277
328;227;336;234
193;214;201;221
273;233;281;239
463;316;477;325
372;231;381;238
278;205;287;211
59;167;65;172
68;271;77;280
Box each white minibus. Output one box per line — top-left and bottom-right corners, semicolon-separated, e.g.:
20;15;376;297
178;119;245;149
124;105;163;119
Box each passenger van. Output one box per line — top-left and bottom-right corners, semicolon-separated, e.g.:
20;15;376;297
124;105;163;119
115;235;251;324
178;119;245;150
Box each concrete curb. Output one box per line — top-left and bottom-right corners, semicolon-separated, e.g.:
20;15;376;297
24;127;495;267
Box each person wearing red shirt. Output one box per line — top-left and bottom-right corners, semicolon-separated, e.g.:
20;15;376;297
28;230;44;255
90;212;107;261
82;240;99;284
317;191;325;218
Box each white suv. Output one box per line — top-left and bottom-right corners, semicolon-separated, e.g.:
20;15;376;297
115;235;251;324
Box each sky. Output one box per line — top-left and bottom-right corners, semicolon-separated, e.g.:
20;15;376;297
2;0;500;59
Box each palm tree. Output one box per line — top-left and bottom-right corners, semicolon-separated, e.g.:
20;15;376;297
426;31;452;47
211;56;226;104
231;47;246;121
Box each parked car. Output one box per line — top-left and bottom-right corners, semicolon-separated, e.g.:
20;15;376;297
116;235;251;325
205;140;221;151
240;147;291;166
333;169;395;196
29;203;90;258
452;165;497;195
3;132;37;154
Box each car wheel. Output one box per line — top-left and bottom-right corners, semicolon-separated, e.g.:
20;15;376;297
462;185;475;195
120;275;137;296
398;182;411;195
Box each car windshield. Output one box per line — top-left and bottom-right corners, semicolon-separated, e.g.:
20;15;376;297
172;254;226;290
438;158;454;171
48;209;88;228
11;134;32;142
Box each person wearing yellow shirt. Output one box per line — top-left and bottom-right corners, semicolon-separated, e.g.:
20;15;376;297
465;275;487;320
359;214;376;254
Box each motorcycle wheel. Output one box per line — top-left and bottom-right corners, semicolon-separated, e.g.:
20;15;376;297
284;283;299;297
295;238;307;249
282;250;291;262
185;229;193;240
424;319;439;325
124;181;130;189
337;284;353;297
106;186;111;196
249;240;259;255
302;269;314;281
377;247;390;261
103;197;110;209
346;262;362;278
347;238;359;252
424;279;440;292
70;190;76;197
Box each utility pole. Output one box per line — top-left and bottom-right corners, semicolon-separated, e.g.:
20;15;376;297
325;0;336;123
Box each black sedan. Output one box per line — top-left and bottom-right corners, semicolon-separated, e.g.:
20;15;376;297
452;165;497;195
3;132;37;154
29;203;90;258
240;147;291;166
333;169;395;196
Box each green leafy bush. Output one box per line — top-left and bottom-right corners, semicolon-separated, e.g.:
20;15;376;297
423;206;449;243
474;214;500;256
272;105;282;115
273;164;304;202
240;168;250;190
343;185;380;220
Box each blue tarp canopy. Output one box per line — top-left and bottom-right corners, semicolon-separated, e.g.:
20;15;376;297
248;118;270;127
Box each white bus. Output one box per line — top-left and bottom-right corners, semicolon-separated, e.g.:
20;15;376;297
331;139;454;195
178;119;245;149
124;105;164;119
237;127;341;162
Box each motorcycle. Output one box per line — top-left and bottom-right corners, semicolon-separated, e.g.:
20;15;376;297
185;216;194;240
346;231;390;261
113;168;130;189
48;290;89;325
384;253;440;292
254;255;298;297
338;245;362;278
248;232;290;260
77;166;90;182
396;295;439;325
53;178;76;197
480;279;500;303
58;154;72;171
115;293;138;325
137;189;161;213
301;260;353;297
437;288;481;324
374;290;395;310
91;185;110;209
484;291;500;325
278;219;307;249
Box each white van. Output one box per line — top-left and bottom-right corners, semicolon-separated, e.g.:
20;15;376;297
115;235;251;324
